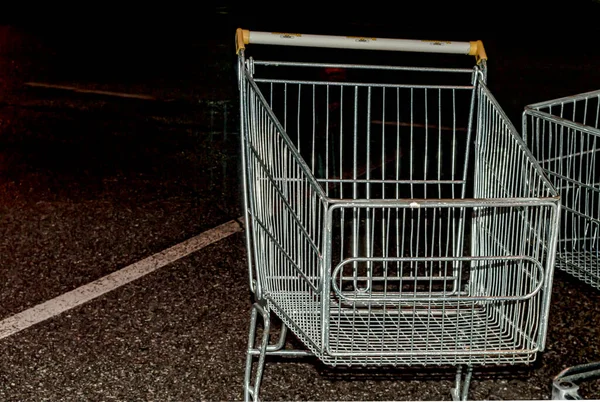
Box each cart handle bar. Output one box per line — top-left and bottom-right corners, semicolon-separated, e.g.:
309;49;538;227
236;28;487;64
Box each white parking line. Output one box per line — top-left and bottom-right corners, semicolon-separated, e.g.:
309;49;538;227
0;217;245;340
24;82;158;100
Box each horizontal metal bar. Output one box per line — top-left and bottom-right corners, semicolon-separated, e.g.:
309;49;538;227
248;348;314;357
371;119;468;132
524;108;600;138
253;78;474;90
253;60;474;74
338;275;460;282
539;148;599;165
316;178;465;185
526;89;600;110
556;203;600;224
328;303;472;314
328;197;560;209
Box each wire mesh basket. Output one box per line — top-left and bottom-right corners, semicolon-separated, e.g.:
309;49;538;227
524;90;600;290
524;89;600;400
238;29;561;401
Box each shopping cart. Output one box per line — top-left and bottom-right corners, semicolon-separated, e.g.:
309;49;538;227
524;90;600;399
524;90;600;290
237;28;561;401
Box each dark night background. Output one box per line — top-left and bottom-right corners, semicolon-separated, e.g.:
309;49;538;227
0;2;600;400
5;1;600;120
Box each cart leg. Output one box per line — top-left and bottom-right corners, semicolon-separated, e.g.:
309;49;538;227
451;365;473;401
266;322;287;352
244;302;271;402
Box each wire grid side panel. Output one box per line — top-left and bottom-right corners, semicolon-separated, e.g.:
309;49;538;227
532;90;600;130
256;76;475;201
471;83;559;353
467;202;556;361
524;92;600;289
475;84;557;200
474;82;557;258
242;74;327;349
322;203;547;367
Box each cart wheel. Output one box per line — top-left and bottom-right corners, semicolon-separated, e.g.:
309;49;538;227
552;380;580;400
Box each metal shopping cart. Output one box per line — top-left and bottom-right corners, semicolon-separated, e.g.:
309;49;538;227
524;90;600;399
237;28;561;401
524;91;600;290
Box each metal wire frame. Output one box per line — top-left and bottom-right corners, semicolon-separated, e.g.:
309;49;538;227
524;89;600;290
239;50;560;401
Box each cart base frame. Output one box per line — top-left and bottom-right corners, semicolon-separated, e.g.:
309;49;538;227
244;301;476;401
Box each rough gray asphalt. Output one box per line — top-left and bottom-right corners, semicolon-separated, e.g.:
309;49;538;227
2;5;600;401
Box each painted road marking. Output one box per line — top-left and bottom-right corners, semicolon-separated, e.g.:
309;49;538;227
24;82;158;100
0;217;245;340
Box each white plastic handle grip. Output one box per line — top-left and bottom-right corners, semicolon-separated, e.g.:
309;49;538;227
236;28;487;62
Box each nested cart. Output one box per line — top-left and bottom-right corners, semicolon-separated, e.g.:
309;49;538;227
524;91;600;290
236;28;561;401
524;90;600;399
